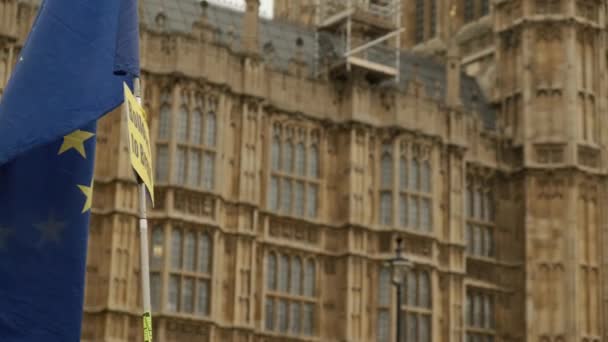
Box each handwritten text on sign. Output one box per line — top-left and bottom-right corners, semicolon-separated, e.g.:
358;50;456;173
124;83;154;204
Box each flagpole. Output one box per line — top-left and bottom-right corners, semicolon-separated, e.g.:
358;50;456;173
134;78;153;342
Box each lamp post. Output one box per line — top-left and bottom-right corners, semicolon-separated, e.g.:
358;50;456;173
390;238;412;342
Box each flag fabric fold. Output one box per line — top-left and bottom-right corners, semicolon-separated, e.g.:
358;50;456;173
0;0;139;340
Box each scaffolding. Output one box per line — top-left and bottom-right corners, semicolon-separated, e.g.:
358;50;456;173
315;0;402;83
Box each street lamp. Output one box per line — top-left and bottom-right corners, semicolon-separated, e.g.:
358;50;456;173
390;237;412;342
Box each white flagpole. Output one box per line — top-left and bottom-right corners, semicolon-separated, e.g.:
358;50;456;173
134;78;153;342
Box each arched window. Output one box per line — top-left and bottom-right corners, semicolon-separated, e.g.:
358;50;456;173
466;186;474;218
175;148;187;184
406;270;417;306
421;160;431;193
304;259;315;296
283;141;293;172
177;106;188;142
381;154;393;188
291;257;302;295
267;253;277;290
484;191;494;221
191;110;202;144
290;302;301;334
184;232;196;271
400;157;408;189
400;195;408;227
483;295;493;328
272;137;281;171
278;254;289;292
309;145;319;178
158;105;171;140
295;143;306;176
410;159;419;190
171;229;182;269
205;111;216;147
198;233;210;273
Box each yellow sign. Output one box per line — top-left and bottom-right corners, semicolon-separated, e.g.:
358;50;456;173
124;83;154;204
142;311;153;342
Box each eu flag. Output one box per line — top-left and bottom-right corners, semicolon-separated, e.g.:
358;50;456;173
0;0;139;340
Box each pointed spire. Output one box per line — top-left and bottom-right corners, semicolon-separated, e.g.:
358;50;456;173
242;0;260;54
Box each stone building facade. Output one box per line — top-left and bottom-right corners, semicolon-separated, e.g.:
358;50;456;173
0;0;607;341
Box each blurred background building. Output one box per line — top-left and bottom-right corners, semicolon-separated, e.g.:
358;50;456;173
0;0;606;341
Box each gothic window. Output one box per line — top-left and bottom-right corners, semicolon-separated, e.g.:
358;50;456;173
465;175;496;258
295;143;306;176
155;145;169;183
481;0;490;15
295;181;305;216
377;267;433;342
188;151;200;186
267;252;277;290
150;223;213;316
272;136;281;171
158;86;219;190
464;0;475;22
158;105;171;140
402;270;432;342
284;141;294;172
400;157;408;189
415;0;425;43
380;192;393;225
205;110;216;147
397;144;433;233
177;106;189;142
266;253;317;336
191;110;202;144
466;289;495;340
268;124;321;218
381;153;393;188
430;0;437;37
269;176;279;211
309;145;319;178
377;267;391;342
379;143;393;225
175;147;187;184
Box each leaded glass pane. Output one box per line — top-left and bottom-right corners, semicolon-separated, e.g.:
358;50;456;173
380;192;392;225
191;110;202;144
197;279;209;315
188;150;200;186
184;232;196;271
198;233;210;273
283;142;293;172
158;105;171;140
205;112;216;147
267;253;277;290
177;107;188;142
182;277;194;313
290;302;301;334
378;267;391;306
171;229;182;269
269;176;279;211
265;298;274;330
168;275;179;312
272;137;281;170
155;145;169;182
381;154;393;188
295;143;306;176
291;257;302;295
303;303;314;335
278;299;288;332
278;254;289;292
304;259;316;297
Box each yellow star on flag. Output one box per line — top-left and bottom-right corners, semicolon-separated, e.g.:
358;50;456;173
77;180;94;214
58;130;95;158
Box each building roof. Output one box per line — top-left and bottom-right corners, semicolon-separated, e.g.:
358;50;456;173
141;0;496;129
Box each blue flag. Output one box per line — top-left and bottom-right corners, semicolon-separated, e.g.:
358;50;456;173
0;0;139;340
